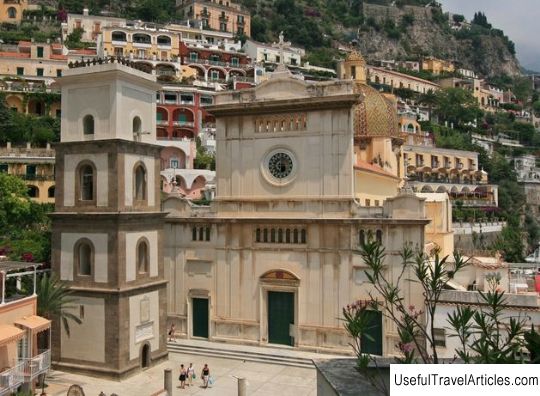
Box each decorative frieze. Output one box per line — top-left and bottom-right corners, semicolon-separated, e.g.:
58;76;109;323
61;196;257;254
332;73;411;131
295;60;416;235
255;113;307;133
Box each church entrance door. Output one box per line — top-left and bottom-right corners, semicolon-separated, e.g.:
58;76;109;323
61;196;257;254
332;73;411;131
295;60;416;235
268;291;294;346
361;310;383;355
192;298;209;338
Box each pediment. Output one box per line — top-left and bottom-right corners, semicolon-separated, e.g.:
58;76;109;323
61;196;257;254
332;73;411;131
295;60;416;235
254;76;310;100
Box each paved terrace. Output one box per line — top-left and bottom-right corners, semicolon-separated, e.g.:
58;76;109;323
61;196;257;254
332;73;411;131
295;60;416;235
43;340;346;396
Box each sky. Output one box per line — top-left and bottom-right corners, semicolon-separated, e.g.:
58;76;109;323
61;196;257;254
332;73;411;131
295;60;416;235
440;0;540;72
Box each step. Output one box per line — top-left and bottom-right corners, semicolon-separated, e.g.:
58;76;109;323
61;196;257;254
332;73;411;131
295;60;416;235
167;342;315;368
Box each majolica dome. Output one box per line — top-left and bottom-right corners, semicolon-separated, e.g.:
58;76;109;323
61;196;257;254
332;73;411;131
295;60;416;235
341;51;400;138
354;84;400;138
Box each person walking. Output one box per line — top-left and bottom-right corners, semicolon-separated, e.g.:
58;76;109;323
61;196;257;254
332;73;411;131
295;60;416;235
168;323;176;342
179;364;187;389
187;363;195;387
201;363;210;388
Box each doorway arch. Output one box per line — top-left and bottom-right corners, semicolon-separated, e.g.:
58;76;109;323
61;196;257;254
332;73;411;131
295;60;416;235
140;342;151;368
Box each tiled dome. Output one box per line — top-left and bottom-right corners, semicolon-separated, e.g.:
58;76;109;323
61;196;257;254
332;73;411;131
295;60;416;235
354;84;400;138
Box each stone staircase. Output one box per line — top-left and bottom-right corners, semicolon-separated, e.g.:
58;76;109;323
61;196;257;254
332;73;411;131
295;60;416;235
167;339;348;369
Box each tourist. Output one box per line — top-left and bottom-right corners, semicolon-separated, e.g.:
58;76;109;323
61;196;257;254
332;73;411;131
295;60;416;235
168;323;176;342
179;364;187;389
187;363;195;386
201;363;210;388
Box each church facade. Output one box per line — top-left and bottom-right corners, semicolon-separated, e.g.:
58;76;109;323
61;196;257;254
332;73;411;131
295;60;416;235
164;55;429;355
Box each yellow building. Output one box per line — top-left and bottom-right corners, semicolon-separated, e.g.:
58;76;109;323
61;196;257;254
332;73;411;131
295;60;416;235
402;144;498;208
177;0;251;36
0;143;56;204
0;0;29;24
422;56;455;75
98;26;181;79
0;41;68;84
0;79;61;117
368;66;440;94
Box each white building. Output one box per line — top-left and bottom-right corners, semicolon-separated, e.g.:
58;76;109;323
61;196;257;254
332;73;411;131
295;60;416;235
243;38;305;66
62;8;127;43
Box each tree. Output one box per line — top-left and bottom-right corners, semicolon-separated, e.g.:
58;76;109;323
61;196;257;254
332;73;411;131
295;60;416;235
343;239;537;395
417;90;437;121
37;274;82;337
0;173;52;263
472;12;491;29
434;88;483;128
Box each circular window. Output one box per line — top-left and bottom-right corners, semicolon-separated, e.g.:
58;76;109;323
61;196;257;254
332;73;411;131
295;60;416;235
268;152;294;179
261;148;298;186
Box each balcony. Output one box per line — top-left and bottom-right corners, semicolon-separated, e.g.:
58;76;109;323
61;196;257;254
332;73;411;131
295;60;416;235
0;362;24;396
182;57;248;69
172;121;194;127
19;174;54;181
22;350;50;381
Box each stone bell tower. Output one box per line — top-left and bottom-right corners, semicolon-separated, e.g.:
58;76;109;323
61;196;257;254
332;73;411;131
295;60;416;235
50;62;168;379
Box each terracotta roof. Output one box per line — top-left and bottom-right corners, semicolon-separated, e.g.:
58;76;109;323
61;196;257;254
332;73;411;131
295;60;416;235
0;325;25;346
18;41;32;47
354;160;399;180
70;49;97;55
0;52;30;58
15;315;51;333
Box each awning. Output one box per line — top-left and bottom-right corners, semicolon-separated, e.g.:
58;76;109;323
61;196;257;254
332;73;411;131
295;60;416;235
0;325;25;346
14;315;51;334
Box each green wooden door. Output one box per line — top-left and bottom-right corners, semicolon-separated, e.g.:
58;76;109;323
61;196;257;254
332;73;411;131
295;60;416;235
268;291;294;346
192;298;209;338
361;310;383;356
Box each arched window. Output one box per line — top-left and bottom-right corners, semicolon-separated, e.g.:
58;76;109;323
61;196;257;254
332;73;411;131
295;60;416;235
192;226;197;241
79;164;94;201
263;228;268;243
277;229;283;243
137;239;149;274
285;229;291;243
270;228;276;243
77;240;93;276
27;185;39;198
83;115;95;135
199;227;204;241
255;228;261;242
359;229;365;246
7;7;16;19
111;31;127;42
300;229;307;244
133;116;142;135
205;227;211;241
293;229;299;244
134;164;147;201
376;230;383;244
48;186;55;198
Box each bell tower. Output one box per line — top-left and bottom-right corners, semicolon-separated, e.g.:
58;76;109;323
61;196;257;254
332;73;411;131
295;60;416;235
51;62;168;379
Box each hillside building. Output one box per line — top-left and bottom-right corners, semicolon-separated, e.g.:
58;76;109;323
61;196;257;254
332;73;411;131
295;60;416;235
0;262;51;395
62;8;127;43
0;41;68;85
176;0;251;37
367;66;440;94
0;143;55;204
0;0;29;24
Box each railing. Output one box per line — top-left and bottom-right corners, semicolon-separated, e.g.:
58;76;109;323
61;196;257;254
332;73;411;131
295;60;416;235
22;350;50;381
157;120;169;126
0;362;25;396
172;121;194;127
19;174;54;181
182;57;249;69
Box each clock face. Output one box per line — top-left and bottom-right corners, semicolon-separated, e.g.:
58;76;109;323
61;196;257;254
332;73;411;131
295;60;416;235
268;152;294;179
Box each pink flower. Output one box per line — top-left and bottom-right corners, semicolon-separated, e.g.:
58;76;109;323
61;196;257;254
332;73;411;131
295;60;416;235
400;342;415;353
